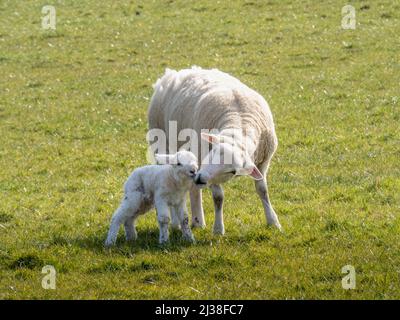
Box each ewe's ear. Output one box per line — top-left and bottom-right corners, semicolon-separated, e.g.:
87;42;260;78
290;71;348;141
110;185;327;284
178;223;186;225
201;132;221;145
248;166;264;180
154;154;176;165
236;165;264;180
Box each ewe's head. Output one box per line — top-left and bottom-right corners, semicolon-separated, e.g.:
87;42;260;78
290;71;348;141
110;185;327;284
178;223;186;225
194;132;263;187
155;150;198;179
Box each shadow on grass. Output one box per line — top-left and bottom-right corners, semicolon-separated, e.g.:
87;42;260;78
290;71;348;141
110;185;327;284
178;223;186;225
50;227;211;255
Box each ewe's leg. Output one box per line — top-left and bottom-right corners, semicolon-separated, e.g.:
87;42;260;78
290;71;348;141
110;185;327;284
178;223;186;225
211;184;225;235
177;203;195;242
190;185;206;228
105;199;131;246
254;171;281;230
155;198;170;244
124;216;137;241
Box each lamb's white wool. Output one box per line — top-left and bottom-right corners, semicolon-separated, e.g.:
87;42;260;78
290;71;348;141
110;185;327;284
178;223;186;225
105;151;198;246
148;66;281;234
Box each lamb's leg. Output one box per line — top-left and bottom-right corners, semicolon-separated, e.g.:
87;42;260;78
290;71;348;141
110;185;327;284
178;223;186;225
190;185;206;228
155;198;170;244
177;203;195;243
211;184;225;235
105;199;131;246
124;216;137;241
254;166;281;230
170;207;181;231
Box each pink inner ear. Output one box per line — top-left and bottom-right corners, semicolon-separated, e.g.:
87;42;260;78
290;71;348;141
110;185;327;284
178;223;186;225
249;166;263;180
201;133;218;144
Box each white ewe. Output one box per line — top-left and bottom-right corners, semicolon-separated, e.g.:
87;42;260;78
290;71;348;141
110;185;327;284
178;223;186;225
148;66;281;235
105;150;198;246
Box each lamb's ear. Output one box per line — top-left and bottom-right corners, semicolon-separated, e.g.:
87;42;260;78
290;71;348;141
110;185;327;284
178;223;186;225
236;165;264;180
201;132;221;145
154;154;176;165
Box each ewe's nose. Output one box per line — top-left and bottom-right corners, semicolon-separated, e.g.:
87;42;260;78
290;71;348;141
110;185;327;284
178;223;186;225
194;173;206;185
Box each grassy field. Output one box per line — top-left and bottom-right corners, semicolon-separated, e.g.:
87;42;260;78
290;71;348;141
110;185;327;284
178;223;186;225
0;0;399;299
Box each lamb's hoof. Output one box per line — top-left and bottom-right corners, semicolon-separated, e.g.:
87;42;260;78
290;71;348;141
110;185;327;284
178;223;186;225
126;238;137;244
171;223;182;231
183;234;196;243
104;240;114;248
268;221;282;231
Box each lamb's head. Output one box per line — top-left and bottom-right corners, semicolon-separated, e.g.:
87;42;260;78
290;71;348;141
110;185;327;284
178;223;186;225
194;132;263;187
155;150;198;179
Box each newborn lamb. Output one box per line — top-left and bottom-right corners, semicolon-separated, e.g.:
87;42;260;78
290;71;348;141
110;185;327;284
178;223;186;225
105;150;198;246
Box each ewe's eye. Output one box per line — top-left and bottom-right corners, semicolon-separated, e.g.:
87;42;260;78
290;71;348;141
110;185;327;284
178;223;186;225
229;169;236;175
177;162;182;166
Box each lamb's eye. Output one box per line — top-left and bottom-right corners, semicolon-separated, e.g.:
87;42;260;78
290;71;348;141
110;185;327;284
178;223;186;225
177;162;182;166
229;169;236;175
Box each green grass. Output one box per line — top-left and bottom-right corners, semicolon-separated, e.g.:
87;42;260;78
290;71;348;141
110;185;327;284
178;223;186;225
1;0;399;299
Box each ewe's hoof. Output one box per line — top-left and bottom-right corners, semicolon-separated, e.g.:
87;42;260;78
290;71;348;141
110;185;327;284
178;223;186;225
191;217;206;229
191;223;206;229
213;225;225;235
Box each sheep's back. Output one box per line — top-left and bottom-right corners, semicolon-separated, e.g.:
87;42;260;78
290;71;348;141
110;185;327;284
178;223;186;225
148;67;277;164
